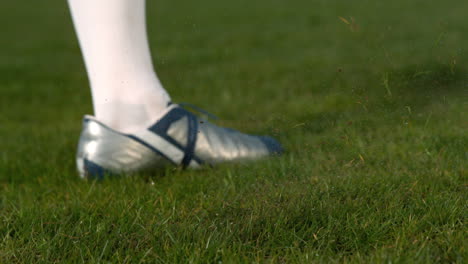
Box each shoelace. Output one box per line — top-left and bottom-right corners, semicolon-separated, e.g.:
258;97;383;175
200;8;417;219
178;102;218;121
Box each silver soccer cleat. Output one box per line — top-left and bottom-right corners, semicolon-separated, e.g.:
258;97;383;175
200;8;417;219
76;104;283;179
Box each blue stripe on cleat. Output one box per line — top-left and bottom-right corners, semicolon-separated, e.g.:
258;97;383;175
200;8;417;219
259;136;284;155
84;159;108;180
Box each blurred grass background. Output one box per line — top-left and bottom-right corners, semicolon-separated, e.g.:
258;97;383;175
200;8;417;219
0;0;466;262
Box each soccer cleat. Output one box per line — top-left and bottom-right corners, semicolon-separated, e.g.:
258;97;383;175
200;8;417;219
76;104;283;179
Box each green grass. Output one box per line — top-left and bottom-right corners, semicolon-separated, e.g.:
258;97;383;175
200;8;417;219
0;0;466;262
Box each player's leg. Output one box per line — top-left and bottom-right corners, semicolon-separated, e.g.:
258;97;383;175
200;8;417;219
69;0;283;178
68;0;170;133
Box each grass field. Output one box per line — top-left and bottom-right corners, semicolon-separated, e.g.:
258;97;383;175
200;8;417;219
0;0;467;262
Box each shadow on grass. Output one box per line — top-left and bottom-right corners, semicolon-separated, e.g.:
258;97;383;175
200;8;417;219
296;63;466;134
377;63;466;110
390;63;465;95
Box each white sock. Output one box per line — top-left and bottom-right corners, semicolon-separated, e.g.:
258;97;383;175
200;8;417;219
68;0;171;133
